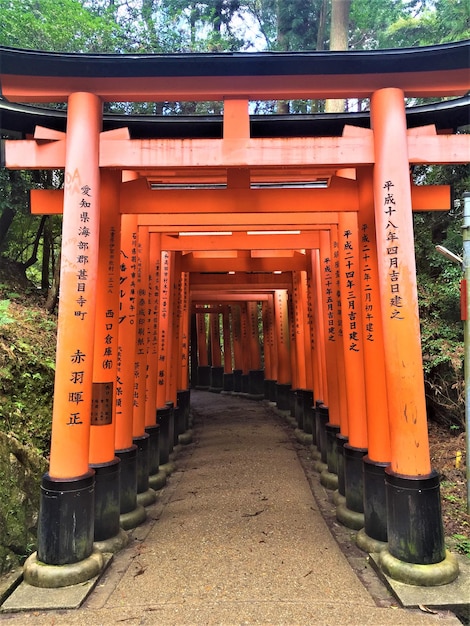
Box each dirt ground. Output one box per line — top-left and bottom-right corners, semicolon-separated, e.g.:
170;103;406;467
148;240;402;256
428;421;469;552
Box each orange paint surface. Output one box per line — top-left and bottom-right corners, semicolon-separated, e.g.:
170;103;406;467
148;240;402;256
371;88;431;476
49;92;102;479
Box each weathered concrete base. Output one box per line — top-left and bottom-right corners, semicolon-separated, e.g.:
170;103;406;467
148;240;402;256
120;504;146;531
313;459;328;474
336;501;365;530
356;528;387;554
378;548;459;587
369;551;469;614
22;548;104;589
332;490;346;506
294;429;313;446
1;554;113;611
179;430;193;445
160;461;177;476
310;445;321;461
149;469;167;490
137;487;157;508
93;528;129;555
320;469;338;491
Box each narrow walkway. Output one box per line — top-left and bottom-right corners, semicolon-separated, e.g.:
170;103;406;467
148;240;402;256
2;391;462;625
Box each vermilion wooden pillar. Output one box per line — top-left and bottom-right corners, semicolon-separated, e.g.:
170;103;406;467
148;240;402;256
371;88;458;583
133;226;156;507
274;289;291;410
209;306;224;391
196;310;210;388
115;213;146;530
231;305;244;393
222;305;234;392
291;270;308;433
356;167;391;551
25;92;105;587
240;302;250;393
145;232;167;490
261;295;278;401
88;170;128;552
336;211;368;530
247;300;264;398
177;270;191;442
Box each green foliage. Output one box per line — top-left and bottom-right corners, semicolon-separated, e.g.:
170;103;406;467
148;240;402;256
452;533;470;557
0;302;56;454
412;164;470;431
0;0;124;52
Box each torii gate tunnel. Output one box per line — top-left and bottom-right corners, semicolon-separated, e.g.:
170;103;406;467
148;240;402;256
1;41;469;590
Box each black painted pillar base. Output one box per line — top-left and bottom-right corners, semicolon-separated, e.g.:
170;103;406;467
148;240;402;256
289;388;296;418
302;390;314;435
165;402;175;454
315;404;329;464
336;433;348;498
275;383;291;411
336;444;367;530
157;405;172;464
294;389;305;430
92;457;121;542
37;470;95;566
222;372;234;393
248;369;265;399
146;423;160;476
177;388;191;431
196;365;211;389
264;379;277;402
116;445;146;530
241;373;250;394
145;422;167;491
378;468;459;585
320;423;340;490
233;369;243;393
209;366;224;392
362;456;389;544
134;434;156;508
386;469;446;564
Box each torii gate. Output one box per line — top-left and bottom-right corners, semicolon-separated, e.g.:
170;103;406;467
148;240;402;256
0;41;469;591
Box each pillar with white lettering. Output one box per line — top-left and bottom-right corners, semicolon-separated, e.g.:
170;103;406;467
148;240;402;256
24;93;104;588
371;88;458;584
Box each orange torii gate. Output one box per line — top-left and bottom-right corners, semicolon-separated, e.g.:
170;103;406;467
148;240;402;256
0;41;469;592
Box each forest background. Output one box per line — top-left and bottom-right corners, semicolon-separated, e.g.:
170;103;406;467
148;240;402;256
0;0;469;574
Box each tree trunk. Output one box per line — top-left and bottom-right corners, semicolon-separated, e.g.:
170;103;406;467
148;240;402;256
325;0;351;113
46;251;61;313
0;207;15;252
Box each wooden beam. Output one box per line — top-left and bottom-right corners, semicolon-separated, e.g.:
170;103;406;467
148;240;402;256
30;182;451;216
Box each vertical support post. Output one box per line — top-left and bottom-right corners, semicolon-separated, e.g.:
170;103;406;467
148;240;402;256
356;167;391;552
274;289;291;410
25;93;105;588
209;307;224;392
336;211;368;530
89;169;128;553
247;300;264;398
222;305;234;392
115;213;146;530
371;88;458;584
196;310;210;389
231;304;243;393
133;226;156;507
146;233;166;490
463;192;470;515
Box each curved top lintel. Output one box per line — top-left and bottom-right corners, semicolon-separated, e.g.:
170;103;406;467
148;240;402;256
0;41;469;102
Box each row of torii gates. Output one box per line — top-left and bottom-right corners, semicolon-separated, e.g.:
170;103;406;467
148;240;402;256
1;41;469;590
